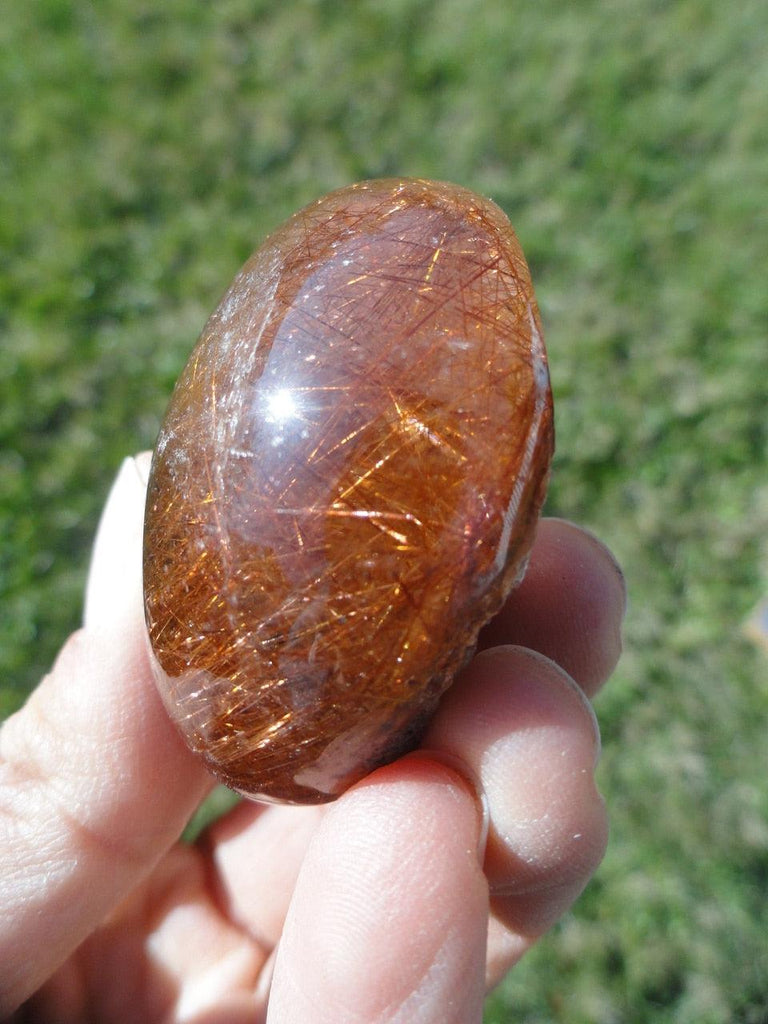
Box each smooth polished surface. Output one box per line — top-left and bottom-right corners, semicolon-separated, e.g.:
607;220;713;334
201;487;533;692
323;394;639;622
143;178;554;803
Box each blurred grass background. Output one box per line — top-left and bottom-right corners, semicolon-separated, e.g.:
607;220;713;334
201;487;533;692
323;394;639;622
1;0;767;1020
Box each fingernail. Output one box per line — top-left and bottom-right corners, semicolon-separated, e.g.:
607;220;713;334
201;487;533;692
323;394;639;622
84;457;147;630
132;450;153;488
502;646;603;767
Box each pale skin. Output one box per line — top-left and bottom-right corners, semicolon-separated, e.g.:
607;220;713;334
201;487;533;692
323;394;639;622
0;453;625;1023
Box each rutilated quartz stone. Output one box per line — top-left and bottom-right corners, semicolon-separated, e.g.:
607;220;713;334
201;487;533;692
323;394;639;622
143;178;554;804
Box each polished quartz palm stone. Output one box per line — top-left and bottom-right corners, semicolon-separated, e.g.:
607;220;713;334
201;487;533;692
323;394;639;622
143;178;554;804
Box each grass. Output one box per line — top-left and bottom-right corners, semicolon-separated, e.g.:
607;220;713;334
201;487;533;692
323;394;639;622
2;0;767;1019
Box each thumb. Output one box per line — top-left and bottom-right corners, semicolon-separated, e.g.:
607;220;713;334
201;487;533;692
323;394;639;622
0;455;211;1015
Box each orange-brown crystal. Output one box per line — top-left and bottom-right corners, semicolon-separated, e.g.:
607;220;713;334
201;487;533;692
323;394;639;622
143;178;554;803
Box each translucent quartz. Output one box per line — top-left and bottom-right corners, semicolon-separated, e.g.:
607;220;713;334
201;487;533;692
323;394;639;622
143;178;554;803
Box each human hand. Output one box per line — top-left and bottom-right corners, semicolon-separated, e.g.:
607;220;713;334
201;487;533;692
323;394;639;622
1;454;625;1023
